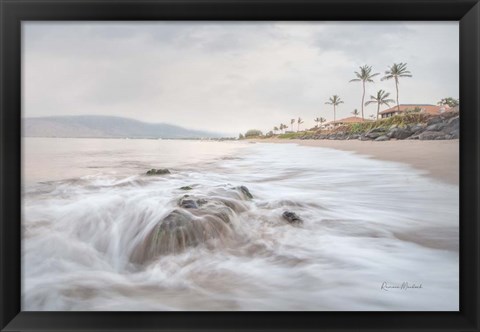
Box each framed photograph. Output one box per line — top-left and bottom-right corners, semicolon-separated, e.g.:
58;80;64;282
1;0;479;331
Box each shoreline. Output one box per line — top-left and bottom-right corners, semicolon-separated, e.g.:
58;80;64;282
250;138;459;185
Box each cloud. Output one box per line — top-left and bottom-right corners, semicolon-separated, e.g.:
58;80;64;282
23;21;459;134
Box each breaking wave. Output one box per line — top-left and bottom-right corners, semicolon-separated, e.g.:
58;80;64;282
22;139;459;311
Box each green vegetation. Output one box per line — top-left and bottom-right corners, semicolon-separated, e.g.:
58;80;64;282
244;129;263;138
243;111;439;141
350;65;380;120
343;113;430;134
278;131;315;139
438;97;459;108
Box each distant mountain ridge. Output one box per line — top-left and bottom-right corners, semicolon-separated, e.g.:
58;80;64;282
23;115;224;139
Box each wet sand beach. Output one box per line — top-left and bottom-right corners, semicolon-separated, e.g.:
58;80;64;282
252;139;459;185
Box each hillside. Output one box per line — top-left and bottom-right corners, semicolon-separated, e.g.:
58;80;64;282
23;116;223;139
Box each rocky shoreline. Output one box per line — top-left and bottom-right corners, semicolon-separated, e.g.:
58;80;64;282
292;111;459;141
131;182;303;263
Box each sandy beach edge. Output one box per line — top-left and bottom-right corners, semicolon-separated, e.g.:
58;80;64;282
249;138;459;186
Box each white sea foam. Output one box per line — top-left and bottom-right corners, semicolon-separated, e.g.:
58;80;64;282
22;138;459;311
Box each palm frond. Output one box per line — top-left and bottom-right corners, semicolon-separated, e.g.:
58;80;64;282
382;99;395;105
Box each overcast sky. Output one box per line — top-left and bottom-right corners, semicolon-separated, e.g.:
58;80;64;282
23;22;458;135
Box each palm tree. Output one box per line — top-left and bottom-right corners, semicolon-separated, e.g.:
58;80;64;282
280;123;287;133
273;126;279;134
365;89;395;119
381;63;412;113
349;65;379;120
325;95;344;125
297;117;304;132
314;117;327;129
351;109;359;117
313;117;327;129
290;119;295;132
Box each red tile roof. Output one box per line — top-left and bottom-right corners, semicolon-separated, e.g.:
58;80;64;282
379;104;450;115
325;116;371;125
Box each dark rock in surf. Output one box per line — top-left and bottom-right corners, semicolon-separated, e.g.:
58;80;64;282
238;186;254;199
282;211;303;224
179;198;198;209
131;185;256;263
180;186;193;190
146;168;171;175
131;205;235;263
196;198;208;206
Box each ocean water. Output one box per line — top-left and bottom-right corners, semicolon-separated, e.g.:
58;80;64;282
22;137;459;311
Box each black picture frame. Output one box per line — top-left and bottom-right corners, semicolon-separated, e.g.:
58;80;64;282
1;0;479;331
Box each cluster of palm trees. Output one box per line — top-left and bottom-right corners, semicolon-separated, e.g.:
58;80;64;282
269;63;412;134
273;117;327;133
273;124;288;134
273;117;309;134
325;63;412;122
314;117;327;128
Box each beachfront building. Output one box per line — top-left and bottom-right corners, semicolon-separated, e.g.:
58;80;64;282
323;116;371;129
379;104;451;119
